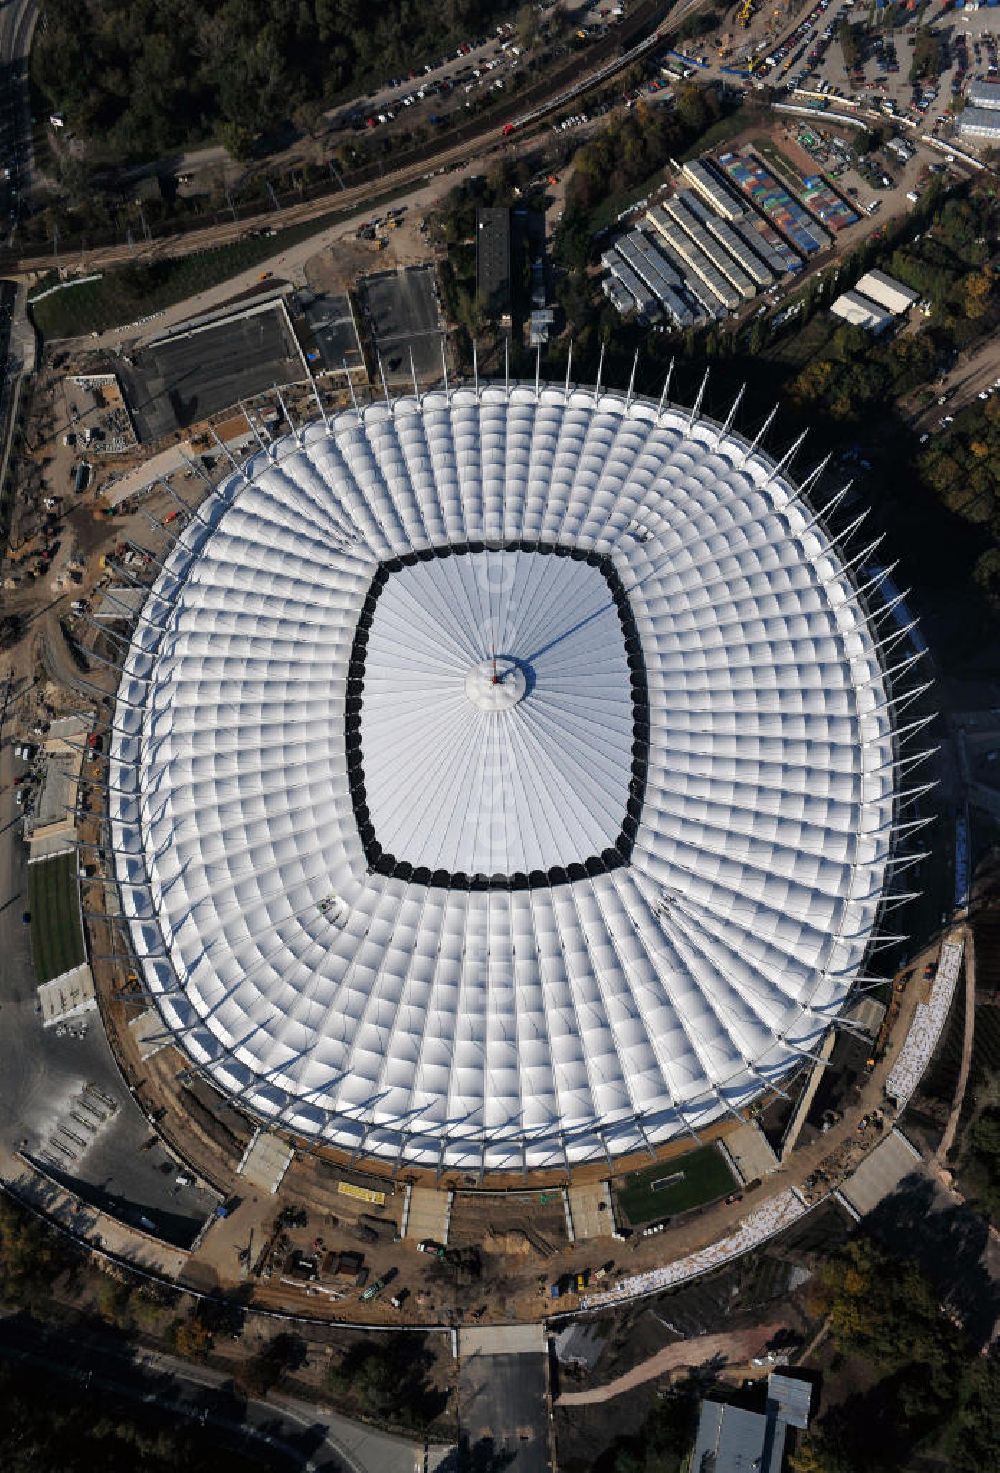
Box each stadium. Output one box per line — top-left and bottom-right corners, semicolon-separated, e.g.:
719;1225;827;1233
106;378;909;1177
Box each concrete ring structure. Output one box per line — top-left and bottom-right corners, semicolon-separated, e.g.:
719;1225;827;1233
107;381;901;1174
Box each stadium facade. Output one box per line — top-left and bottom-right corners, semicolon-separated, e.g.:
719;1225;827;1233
107;381;912;1175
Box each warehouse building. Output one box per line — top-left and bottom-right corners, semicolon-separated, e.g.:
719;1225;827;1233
679;191;774;287
681;157;748;221
600;252;659;322
604;275;641;316
966;78;1000;109
616;233;699;327
735;210;803;276
646;205;742;311
476;207;512;324
830;289;894;333
854;269;918;316
958;105;1000;142
658;197;756;300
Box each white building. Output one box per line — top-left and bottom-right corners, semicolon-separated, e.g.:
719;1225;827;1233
854;269;919;316
107;385;902;1175
830;289;895;333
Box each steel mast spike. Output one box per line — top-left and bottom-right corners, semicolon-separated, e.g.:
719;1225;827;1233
273;385;300;446
688;366;709;429
657;357;675;418
797;483;850;537
763;428;808;487
240;400;272;456
344;357;361;416
625;347;638;409
796;453;832;501
720;383;744;436
739;404;778;467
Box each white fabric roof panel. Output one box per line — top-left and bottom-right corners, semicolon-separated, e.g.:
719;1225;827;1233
108;385;899;1172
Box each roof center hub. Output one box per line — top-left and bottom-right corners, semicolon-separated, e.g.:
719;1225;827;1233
465;658;527;712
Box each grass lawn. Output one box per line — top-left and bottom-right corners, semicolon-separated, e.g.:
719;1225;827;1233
614;1143;737;1226
27;851;86;984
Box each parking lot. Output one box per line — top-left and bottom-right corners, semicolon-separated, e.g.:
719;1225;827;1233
118;301;305;442
358;266;445;386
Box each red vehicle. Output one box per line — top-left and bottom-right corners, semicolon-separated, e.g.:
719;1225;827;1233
502;121;515;137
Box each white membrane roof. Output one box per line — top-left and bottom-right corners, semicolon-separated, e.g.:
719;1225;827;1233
108;384;898;1172
360;551;634;875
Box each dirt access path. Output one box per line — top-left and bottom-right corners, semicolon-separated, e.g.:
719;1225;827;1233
556;1321;785;1405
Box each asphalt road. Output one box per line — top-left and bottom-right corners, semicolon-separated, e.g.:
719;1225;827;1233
0;1311;446;1473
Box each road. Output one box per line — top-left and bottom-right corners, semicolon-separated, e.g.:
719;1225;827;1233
0;1311;449;1473
909;332;1000;432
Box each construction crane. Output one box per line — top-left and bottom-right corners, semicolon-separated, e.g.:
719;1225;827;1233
737;0;756;27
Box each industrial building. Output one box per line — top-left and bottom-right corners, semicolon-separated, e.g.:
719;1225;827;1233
966;77;1000;109
679;191;774;287
476;207;512;324
646;205;742;311
681;157;748;221
830;289;894;333
614;232;698;327
958;105;1000;142
691;1373;811;1473
854;269;918;316
604;149;838;329
600;251;659;322
657;197;755;301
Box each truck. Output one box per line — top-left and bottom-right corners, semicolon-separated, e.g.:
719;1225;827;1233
359;1266;398;1302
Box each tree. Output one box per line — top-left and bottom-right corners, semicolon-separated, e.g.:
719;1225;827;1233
170;1312;213;1360
234;1332;305;1398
